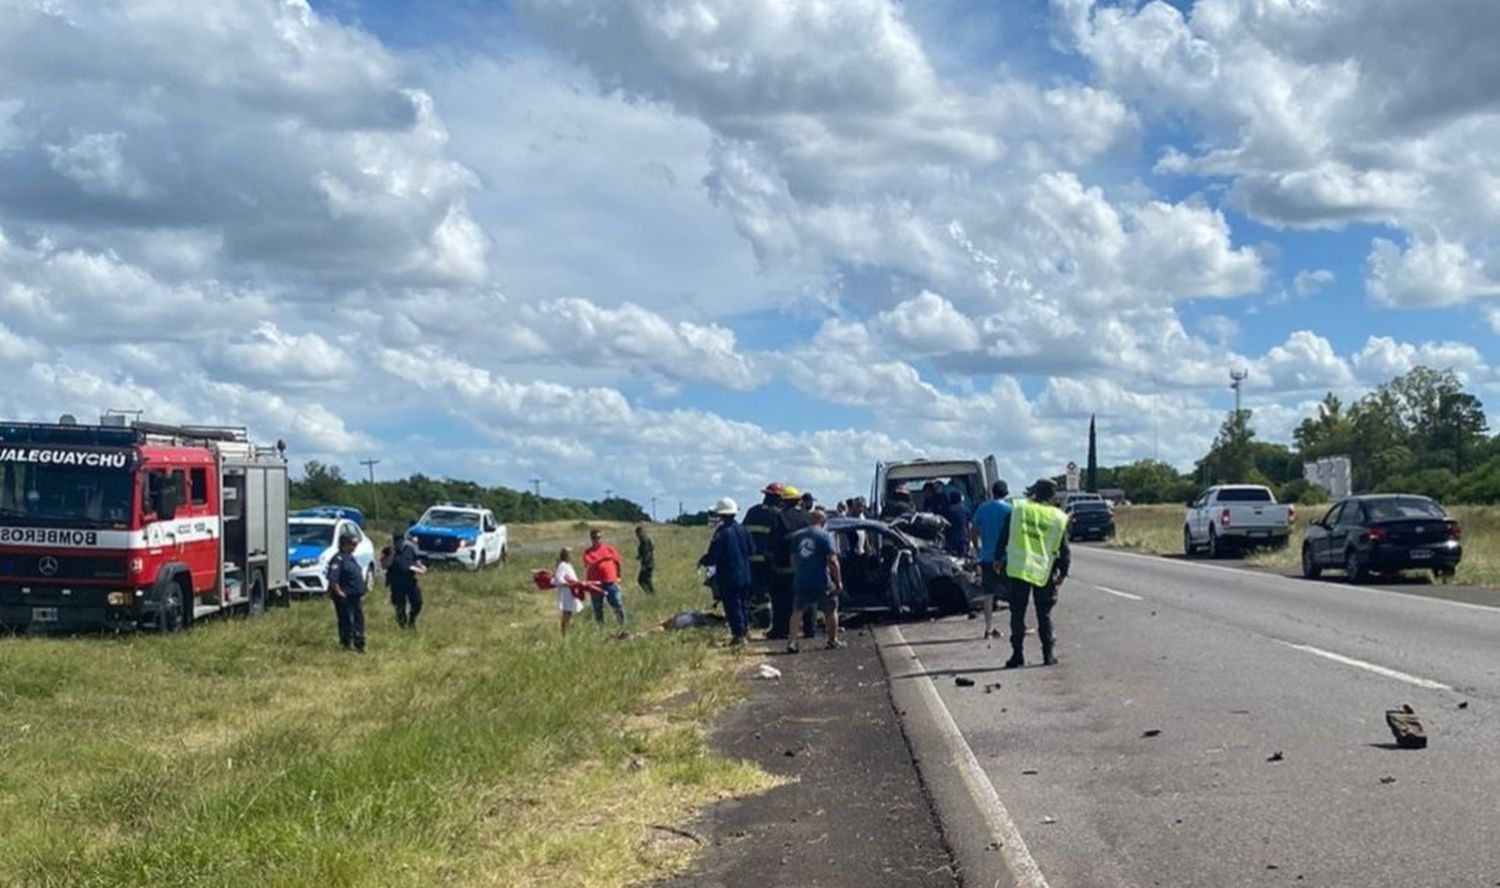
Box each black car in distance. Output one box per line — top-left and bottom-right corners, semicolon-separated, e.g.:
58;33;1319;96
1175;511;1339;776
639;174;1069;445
1301;494;1462;584
1065;499;1116;541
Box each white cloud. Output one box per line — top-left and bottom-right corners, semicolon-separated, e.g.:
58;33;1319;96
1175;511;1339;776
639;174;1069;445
1352;336;1489;384
872;291;981;356
1256;331;1354;392
1060;0;1500;306
1293;268;1334;296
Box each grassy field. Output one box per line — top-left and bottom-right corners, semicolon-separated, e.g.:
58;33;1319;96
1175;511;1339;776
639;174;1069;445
1107;503;1500;586
0;524;777;887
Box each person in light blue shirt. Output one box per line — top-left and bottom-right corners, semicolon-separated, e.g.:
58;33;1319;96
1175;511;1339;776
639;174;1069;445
970;480;1012;640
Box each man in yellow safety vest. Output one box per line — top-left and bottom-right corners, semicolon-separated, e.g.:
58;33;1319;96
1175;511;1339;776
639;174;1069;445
1000;478;1072;668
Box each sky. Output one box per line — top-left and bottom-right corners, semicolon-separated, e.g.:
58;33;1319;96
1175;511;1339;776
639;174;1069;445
1;0;1498;515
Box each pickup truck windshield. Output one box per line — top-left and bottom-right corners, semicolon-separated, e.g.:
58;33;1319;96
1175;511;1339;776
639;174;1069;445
1217;488;1272;503
0;462;134;528
423;510;481;528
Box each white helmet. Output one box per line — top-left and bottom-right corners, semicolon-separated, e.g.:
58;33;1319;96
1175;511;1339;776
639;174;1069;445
710;496;739;516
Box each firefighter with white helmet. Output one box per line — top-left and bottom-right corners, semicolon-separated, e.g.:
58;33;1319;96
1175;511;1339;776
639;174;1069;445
698;496;754;646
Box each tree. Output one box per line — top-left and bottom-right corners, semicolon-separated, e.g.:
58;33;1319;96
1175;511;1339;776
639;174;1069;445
1086;414;1098;493
1196;409;1258;485
1114;459;1196;504
302;461;346;504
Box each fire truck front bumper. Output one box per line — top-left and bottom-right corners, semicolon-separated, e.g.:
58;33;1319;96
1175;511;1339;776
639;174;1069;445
0;584;143;630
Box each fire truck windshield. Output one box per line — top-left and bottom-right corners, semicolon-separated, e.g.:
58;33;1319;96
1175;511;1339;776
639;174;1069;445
0;462;134;529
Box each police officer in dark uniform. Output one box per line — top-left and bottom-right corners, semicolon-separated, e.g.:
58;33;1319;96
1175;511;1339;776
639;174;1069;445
327;527;368;652
772;485;816;640
743;482;786;636
384;524;425;629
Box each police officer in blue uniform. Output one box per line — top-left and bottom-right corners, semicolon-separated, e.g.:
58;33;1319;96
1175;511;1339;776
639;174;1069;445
384;524;424;629
327;527;367;652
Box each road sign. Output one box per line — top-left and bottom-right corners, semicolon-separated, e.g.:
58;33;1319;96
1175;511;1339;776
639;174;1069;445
1065;461;1080;492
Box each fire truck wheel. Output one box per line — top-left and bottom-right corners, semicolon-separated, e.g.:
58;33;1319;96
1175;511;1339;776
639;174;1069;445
154;580;186;633
247;570;267;617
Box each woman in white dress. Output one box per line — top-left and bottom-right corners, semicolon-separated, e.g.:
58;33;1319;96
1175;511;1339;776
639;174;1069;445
553;547;585;635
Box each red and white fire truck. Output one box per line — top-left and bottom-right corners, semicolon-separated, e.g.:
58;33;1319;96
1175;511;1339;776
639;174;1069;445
0;416;290;631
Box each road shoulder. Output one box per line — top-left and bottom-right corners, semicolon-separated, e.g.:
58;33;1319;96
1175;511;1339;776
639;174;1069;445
658;630;959;888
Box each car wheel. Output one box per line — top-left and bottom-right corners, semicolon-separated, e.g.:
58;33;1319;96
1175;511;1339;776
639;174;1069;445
1433;567;1455;584
479;549;488;569
499;545;508;565
1183;527;1197;558
1300;544;1321;579
1208;528;1228;560
1344;549;1366;585
154;580;186;633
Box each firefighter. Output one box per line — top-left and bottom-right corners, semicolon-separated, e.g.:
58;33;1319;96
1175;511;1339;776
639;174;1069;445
327;526;368;653
1000;479;1071;668
742;482;786;636
772;485;816;640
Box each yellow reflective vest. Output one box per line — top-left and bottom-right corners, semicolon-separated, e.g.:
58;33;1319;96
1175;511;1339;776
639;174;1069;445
1004;498;1069;587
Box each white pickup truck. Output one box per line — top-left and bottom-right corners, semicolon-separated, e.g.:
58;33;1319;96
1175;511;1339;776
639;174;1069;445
1183;485;1295;558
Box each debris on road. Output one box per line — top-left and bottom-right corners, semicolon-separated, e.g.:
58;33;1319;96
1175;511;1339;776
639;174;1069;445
1021;768;1039;775
1142;729;1162;738
955;676;976;687
1386;705;1428;749
1380;776;1397;785
1458;701;1469;710
753;664;783;681
984;682;1002;693
1040;816;1057;825
1267;751;1285;762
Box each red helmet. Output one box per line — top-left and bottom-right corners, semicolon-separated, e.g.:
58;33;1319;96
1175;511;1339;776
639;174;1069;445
761;481;785;497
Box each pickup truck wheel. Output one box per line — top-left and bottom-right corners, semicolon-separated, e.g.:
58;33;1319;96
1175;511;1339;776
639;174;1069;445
1208;528;1228;560
1300;544;1321;579
1344;549;1366;585
498;545;508;565
1183;527;1197;558
478;550;488;569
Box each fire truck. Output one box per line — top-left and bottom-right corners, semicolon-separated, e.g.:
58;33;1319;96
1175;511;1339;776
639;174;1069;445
0;416;290;631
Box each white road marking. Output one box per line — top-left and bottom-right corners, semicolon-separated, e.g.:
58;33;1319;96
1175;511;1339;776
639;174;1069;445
1080;545;1500;614
886;624;1052;888
1276;641;1452;691
1094;585;1143;601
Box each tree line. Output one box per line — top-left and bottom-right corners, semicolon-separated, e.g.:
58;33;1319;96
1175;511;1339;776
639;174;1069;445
291;462;650;526
1087;366;1498;505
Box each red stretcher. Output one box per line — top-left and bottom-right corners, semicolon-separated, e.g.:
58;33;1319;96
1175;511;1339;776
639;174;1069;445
531;569;602;600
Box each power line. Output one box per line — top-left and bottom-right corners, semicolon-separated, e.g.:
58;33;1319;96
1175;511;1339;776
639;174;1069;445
358;459;381;523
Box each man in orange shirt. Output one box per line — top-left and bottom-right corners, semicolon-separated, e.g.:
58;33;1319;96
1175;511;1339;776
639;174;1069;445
583;528;627;626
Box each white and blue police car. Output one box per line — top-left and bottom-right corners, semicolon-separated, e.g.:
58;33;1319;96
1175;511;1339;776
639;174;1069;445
288;506;375;594
407;502;507;570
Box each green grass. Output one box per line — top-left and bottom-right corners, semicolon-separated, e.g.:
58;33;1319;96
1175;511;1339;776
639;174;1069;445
0;526;775;887
1107;503;1500;586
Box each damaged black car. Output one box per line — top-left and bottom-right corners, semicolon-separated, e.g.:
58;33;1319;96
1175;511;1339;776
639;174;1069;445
825;517;983;616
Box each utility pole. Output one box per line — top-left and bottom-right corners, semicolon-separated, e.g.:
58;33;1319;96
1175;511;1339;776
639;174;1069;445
1230;368;1249;417
604;488;613;501
359;459;381;523
529;478;542;497
651;496;658;521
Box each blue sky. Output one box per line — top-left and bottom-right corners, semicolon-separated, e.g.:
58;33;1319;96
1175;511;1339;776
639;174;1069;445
1;0;1497;510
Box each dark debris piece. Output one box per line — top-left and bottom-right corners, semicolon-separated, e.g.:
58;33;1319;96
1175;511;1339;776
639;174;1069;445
1267;751;1285;763
1141;729;1162;738
1385;705;1428;749
955;676;976;687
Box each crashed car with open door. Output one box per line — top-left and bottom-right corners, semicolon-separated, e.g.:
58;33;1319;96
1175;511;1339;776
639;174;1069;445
824;517;983;616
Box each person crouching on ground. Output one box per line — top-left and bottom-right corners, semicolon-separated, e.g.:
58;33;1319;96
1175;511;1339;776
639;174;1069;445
384;524;427;629
552;547;586;636
787;509;845;653
698;497;754;646
327;527;368;653
583;528;627;626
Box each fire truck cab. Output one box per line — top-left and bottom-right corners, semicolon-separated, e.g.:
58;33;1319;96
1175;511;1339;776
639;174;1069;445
0;417;290;631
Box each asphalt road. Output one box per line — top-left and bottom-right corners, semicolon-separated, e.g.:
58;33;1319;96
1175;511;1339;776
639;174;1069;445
885;545;1500;888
